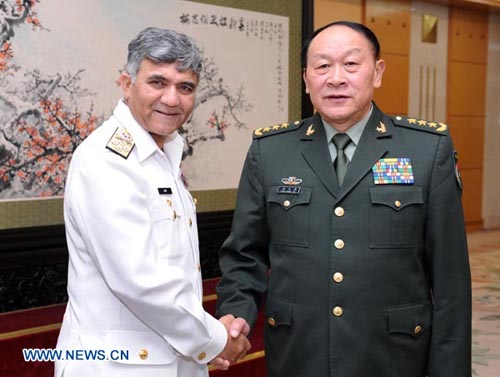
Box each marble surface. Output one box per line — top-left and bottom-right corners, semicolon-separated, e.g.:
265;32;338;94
469;229;500;376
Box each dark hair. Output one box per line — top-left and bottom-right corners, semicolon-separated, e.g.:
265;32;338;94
301;21;381;68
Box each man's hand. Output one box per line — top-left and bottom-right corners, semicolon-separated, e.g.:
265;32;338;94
220;314;250;338
210;315;251;370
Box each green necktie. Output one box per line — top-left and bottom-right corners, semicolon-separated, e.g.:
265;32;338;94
333;133;351;186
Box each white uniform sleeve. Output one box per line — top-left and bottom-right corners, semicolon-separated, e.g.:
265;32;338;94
64;149;227;363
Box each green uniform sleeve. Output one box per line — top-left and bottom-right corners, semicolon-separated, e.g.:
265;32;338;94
216;140;270;329
425;133;472;376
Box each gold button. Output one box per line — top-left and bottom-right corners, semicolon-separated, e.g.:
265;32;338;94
395;200;401;208
283;200;291;207
139;349;148;360
332;306;343;317
166;199;172;207
267;317;276;327
173;210;177;220
193;197;198;205
188;217;193;227
414;325;422;335
334;239;345;249
333;272;344;283
334;207;345;217
197;352;206;361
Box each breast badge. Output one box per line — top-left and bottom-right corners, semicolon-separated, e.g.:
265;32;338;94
277;176;303;194
281;177;302;185
372;158;415;184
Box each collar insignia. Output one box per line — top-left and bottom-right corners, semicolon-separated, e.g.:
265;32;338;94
376;121;387;134
305;124;315;136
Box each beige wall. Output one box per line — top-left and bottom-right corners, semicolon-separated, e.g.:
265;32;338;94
483;12;500;229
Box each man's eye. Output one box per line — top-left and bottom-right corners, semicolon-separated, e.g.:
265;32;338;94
315;64;330;72
179;85;194;93
149;80;164;87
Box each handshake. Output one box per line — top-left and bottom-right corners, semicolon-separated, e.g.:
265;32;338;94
210;314;252;370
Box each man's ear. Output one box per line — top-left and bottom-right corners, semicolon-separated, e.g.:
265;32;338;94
303;68;310;94
119;71;133;101
373;59;385;89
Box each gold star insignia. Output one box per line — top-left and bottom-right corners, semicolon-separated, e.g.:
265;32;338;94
428;122;437;128
280;123;289;129
407;118;417;124
417;120;427;126
272;125;280;130
263;127;271;132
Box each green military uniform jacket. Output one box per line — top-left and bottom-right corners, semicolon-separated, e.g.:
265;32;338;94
216;104;471;377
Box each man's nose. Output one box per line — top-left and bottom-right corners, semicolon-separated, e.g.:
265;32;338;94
160;87;180;106
326;66;346;85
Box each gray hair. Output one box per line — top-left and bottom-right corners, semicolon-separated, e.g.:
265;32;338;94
125;27;203;82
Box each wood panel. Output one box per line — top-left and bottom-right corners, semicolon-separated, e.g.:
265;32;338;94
447;6;488;227
448;62;487;116
313;0;362;28
365;0;411;115
365;0;411;55
448;7;489;63
373;54;409;115
448;116;485;169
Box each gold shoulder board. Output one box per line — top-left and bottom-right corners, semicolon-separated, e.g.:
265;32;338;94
392;116;448;135
106;127;135;159
253;120;303;139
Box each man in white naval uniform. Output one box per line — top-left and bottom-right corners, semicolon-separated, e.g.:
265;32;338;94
55;27;250;377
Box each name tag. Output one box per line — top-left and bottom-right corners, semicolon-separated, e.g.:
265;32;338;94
277;186;301;194
158;187;173;195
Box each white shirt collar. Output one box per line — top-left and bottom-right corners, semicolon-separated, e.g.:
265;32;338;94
112;99;185;165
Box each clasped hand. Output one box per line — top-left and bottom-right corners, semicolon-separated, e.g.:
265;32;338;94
210;314;251;370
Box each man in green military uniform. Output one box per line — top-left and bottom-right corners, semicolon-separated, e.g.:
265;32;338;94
216;21;471;377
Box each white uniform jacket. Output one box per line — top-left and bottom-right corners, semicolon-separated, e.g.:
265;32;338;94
55;100;227;377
